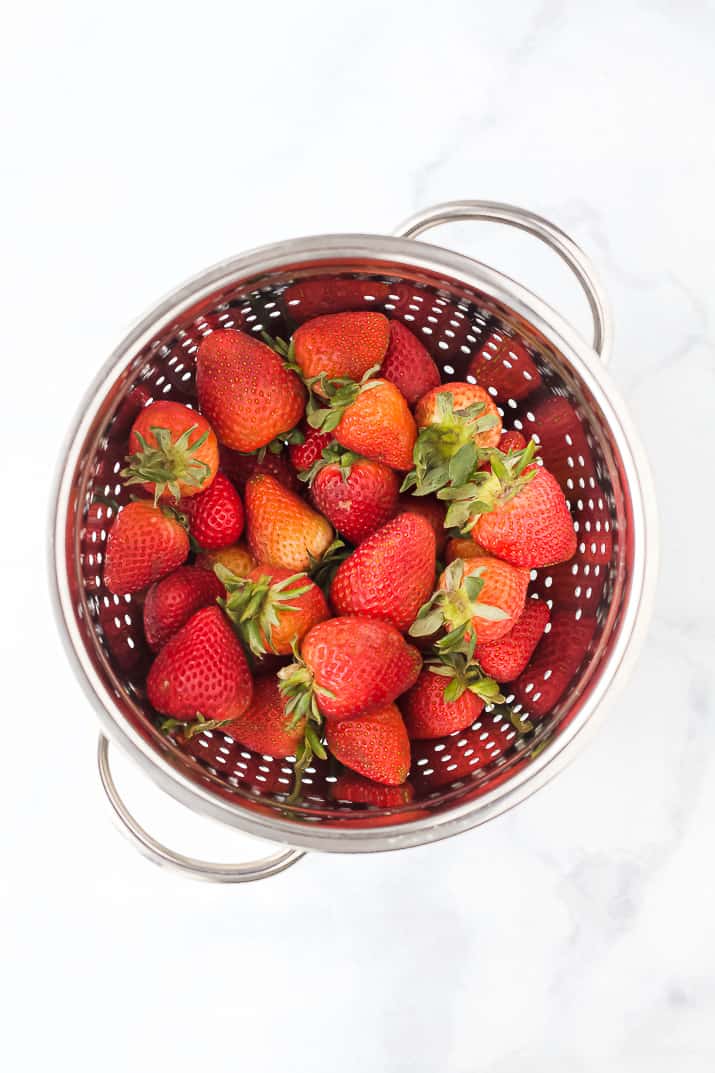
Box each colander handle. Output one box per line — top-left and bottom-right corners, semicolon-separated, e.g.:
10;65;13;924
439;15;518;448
97;735;305;883
395;200;613;364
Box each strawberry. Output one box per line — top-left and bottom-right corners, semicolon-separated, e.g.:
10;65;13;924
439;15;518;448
498;429;527;453
104;501;189;595
511;612;596;719
288;425;334;474
309;374;416;471
410;713;517;792
330;772;414;806
196;542;256;578
475;598;550;681
326;703;411;785
143;565;224;651
121;400;219;502
279;616;422;722
329;512;436;633
410;556;529;647
305;444;399;545
445;536;489;563
400;669;485;740
381;319;440;405
181;472;244;551
219;564;329;655
218;444;300;494
223;674;304;759
394;494;447;555
147;606;253;724
467;331;540;402
292;311;390;387
245;474;333;572
282;279;391;324
196;329;306;452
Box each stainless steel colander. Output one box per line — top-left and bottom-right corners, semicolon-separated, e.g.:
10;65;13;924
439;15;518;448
51;201;657;882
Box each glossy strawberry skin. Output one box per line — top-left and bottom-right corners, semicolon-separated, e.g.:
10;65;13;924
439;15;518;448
288;427;334;474
245;565;329;654
224;675;303;759
293;311;390;386
467;332;540;402
326;704;411;785
182;472;244;551
301;616;422;720
103;501;189;595
498;430;527;453
219;445;300;494
196;329;306;452
330;513;436;633
400;670;484;740
196;543;256;578
311;459;399;545
143;566;224;651
445;536;489;563
394;494;447;555
474;465;577;568
335;379;417;470
331;772;414;807
439;556;529;644
415;382;502;449
245;474;333;572
381;320;440;406
475;598;550;682
147;606;253;722
128;400;219;501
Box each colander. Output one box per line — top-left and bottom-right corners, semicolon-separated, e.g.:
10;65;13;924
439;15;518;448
51;201;657;882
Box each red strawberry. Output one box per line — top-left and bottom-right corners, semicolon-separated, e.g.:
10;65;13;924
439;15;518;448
498;429;527;453
473;463;577;568
381;319;440;405
415;383;502;450
445;536;489;563
279;616;422;721
223;675;304;759
104;501;189;595
122;400;219;502
143;565;223;651
219;445;300;494
310;376;416;470
330;512;436;632
196;329;306;452
410;712;517;791
308;447;399;545
245;474;333;572
475;598;550;681
220;564;329;655
467;331;540;401
282;279;391;324
147;606;253;723
288;425;334;474
331;772;414;806
400;669;485;739
181;472;244;551
394;494;447;555
196;542;256;578
292;311;390;387
511;611;596;719
326;703;410;785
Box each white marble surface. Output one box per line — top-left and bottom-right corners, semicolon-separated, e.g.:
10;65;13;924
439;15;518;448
2;2;714;1070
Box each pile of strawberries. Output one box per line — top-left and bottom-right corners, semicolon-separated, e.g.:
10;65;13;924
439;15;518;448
101;309;578;804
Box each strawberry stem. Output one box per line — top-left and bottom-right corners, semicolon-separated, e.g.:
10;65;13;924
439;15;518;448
121;424;212;504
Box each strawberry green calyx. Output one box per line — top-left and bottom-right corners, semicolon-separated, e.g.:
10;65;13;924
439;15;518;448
409;558;509;650
216;565;313;656
401;391;498;496
427;647;505;706
260;332;303;376
307;537;351;591
121;425;212;504
435;439;541;534
160;712;230;740
306;364;381;433
298;442;362;487
277;644;331;804
253;425;305;461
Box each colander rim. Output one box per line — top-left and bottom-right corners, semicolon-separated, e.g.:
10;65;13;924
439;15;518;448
50;232;658;853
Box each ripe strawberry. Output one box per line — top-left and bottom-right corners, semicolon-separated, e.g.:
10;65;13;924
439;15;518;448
181;472;244;551
467;331;540;402
381;319;440;405
331;772;414;806
410;556;529;647
394;494;447;555
410;713;517;792
445;536;489;563
196;542;256;578
282;279;391;324
196;329;306;452
279;616;422;722
326;703;410;785
245;474;333;572
498;429;527;453
475;598;550;681
288;425;334;474
143;565;224;651
104;501;189;595
309;375;416;470
400;669;485;739
122;400;219;502
292;311;390;387
218;444;300;494
147;606;253;723
220;564;329;655
415;383;502;449
330;512;436;632
223;674;304;759
511;612;596;719
307;445;399;545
